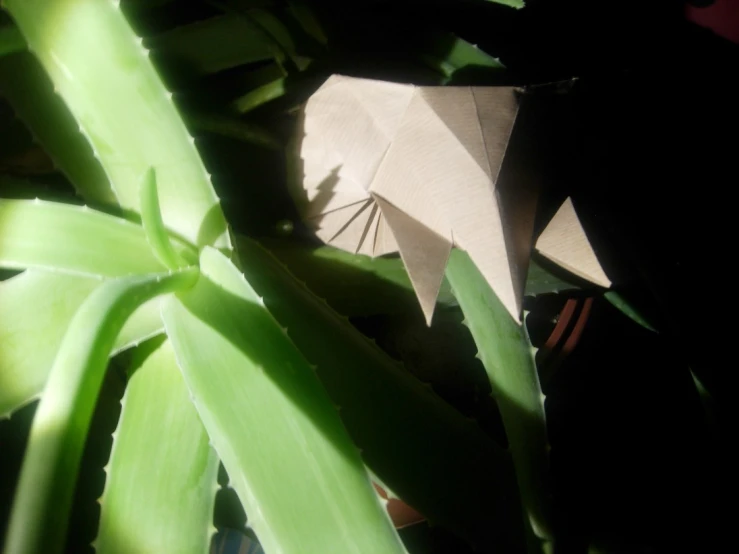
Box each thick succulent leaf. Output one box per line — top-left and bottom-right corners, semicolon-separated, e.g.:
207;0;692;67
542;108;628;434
4;0;231;251
0;271;166;417
525;255;584;297
0;24;24;57
486;0;525;8
96;339;219;554
235;237;527;552
162;247;407;554
412;31;505;84
139;168;187;270
3;268;198;554
0;52;116;206
260;241;583;315
260;238;457;316
604;290;658;333
445;248;552;541
232;74;289;114
0;198;195;276
287;0;328;45
146;14;273;83
0;270;97;417
187;112;282;150
113;297;166;354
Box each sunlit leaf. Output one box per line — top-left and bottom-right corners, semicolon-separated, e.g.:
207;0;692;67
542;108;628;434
0;199;193;276
236;237;527;552
162;247;407;554
446;248;552;541
4;268;198;554
139;168;187;270
0;271;167;417
96;339;218;554
5;0;231;250
0;52;116;206
0;24;24;57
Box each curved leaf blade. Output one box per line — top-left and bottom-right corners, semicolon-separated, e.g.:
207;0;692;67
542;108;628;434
0;270;165;417
0;270;97;417
0;52;116;206
139;168;186;270
3;267;198;554
162;247;406;554
236;237;527;552
445;248;552;541
0;24;24;57
4;0;231;250
96;339;218;554
0;199;173;276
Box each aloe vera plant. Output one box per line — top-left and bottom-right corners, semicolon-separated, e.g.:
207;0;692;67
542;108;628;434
6;0;702;553
0;0;539;553
0;0;406;552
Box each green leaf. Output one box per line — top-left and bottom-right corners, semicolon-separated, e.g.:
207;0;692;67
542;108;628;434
0;271;97;417
236;237;527;552
0;271;167;417
413;31;505;84
261;237;457;316
139;168;187;270
525;256;584;297
162;247;407;554
0;52;116;206
604;290;658;333
186;111;282;150
0;199;171;276
96;339;219;554
445;248;552;541
0;24;24;57
287;1;328;46
4;0;231;251
485;0;525;8
146;14;273;83
231;74;288;114
3;268;198;554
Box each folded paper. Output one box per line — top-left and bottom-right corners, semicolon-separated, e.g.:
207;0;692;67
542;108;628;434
292;74;535;324
535;197;611;288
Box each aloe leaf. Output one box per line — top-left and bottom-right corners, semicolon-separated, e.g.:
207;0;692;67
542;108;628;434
0;52;116;206
187;111;282;150
235;237;527;552
413;31;505;84
604;290;658;333
287;1;328;45
525;256;584;297
139;168;186;270
146;14;273;82
0;270;168;417
0;270;97;417
4;0;231;251
260;240;582;315
232;75;288;114
0;24;24;57
3;267;198;554
261;238;457;316
162;247;407;554
445;248;552;542
113;297;165;354
0;198;170;276
486;0;525;8
96;339;219;554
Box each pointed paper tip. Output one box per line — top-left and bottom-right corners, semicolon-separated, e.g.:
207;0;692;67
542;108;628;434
373;194;452;327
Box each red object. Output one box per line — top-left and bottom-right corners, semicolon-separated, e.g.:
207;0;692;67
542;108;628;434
685;0;739;44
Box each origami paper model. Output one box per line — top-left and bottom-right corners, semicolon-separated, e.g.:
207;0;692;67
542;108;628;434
292;74;539;324
535;197;611;288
